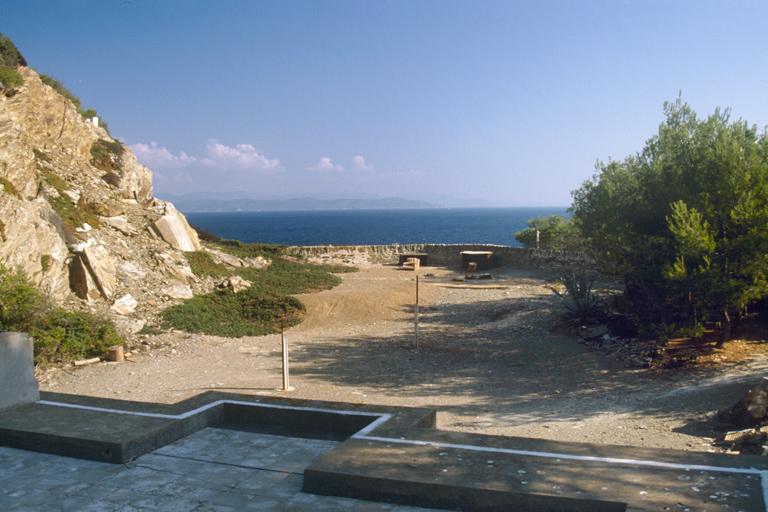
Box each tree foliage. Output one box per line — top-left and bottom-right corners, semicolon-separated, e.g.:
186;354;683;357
514;214;580;250
571;98;768;343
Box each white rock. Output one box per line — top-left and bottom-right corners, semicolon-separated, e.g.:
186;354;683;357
111;294;138;315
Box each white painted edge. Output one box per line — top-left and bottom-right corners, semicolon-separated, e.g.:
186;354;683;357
38;399;384;421
36;399;768;510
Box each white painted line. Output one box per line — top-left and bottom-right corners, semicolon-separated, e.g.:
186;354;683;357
37;399;386;421
36;399;768;510
362;434;768;509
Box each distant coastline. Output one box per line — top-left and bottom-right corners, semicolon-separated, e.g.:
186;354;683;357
160;195;441;213
184;206;569;247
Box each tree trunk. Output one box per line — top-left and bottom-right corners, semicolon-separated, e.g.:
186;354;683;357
716;310;731;349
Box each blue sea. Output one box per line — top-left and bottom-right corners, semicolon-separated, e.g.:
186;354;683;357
184;207;569;247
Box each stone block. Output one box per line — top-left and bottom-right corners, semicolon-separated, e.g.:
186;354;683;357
0;332;40;411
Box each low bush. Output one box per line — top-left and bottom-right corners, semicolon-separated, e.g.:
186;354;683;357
160;289;305;338
40;169;100;232
0;265;122;365
161;242;357;337
89;139;124;173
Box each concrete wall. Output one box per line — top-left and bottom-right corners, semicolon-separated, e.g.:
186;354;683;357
0;332;40;411
285;244;595;272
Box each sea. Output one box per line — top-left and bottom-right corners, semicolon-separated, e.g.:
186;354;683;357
183;207;569;247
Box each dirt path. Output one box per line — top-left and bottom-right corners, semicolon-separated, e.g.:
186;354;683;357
39;262;768;453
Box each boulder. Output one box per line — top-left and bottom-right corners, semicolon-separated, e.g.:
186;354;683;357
103;216;137;236
162;281;194;299
215;276;252;293
111;294;138;315
151;203;201;252
69;243;116;301
69;254;102;302
152;250;196;283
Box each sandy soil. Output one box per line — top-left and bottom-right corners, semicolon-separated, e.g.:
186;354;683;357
39;260;768;453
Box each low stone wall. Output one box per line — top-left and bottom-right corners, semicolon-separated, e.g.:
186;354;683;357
0;332;40;412
285;244;595;272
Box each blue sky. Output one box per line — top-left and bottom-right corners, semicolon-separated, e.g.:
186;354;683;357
3;1;767;207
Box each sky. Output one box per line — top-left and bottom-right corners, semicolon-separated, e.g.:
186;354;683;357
3;1;768;207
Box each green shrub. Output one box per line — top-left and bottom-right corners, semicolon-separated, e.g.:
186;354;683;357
89;138;124;173
0;33;27;68
164;243;356;337
0;33;26;93
32;310;122;365
0;177;22;199
0;265;122;365
41;169;100;232
185;251;230;279
0;66;23;88
160;289;305;338
551;270;602;324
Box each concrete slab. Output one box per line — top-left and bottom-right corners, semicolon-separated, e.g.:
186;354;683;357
2;390;767;511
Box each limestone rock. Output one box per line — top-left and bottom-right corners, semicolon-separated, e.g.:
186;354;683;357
69;254;102;302
152;250;196;284
103;216;137;236
215;276;252;293
209;249;271;269
151;203;201;252
163;281;194;299
92;200;126;217
111;294;138;315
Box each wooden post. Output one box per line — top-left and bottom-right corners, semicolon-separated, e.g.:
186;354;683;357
414;276;419;349
280;322;293;391
536;229;540;249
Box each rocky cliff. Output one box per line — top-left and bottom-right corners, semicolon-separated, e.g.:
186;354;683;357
0;67;236;336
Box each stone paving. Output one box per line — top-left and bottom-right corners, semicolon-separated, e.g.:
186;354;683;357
0;427;443;511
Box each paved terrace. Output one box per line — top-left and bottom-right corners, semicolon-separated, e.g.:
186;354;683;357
1;391;767;511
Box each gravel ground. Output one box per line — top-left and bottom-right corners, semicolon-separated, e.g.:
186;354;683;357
38;261;768;454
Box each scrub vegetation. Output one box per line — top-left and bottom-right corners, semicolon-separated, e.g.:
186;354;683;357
158;241;357;337
0;265;123;366
524;98;768;357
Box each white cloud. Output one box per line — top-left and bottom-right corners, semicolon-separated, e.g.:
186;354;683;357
130;141;197;169
306;157;344;173
352;155;375;173
202;139;281;173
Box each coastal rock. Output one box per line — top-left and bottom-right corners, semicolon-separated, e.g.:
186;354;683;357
151;203;201;252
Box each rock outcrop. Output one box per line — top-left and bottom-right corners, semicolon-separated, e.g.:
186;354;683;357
0;65;216;337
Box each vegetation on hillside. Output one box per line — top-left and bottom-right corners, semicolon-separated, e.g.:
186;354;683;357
38;166;101;234
567;98;768;346
90;138;125;174
38;74;108;131
0;265;123;366
157;241;357;337
0;32;26;93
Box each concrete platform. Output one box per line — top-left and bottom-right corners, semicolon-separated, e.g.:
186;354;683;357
2;391;768;511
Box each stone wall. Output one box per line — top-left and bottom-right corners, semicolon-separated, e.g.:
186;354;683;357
285;244;595;272
0;332;39;412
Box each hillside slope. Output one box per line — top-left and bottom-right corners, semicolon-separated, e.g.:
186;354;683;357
0;66;229;336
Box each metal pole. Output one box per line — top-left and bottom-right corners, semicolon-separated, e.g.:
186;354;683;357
414;276;419;349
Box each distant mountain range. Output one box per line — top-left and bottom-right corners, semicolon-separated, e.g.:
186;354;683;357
160;194;441;212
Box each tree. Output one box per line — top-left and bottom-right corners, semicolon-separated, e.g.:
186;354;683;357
571;98;768;344
514;214;580;250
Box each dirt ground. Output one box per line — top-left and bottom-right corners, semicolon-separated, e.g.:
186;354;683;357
38;259;768;454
